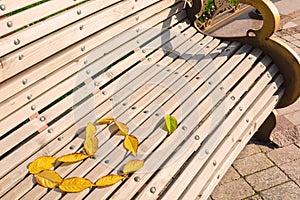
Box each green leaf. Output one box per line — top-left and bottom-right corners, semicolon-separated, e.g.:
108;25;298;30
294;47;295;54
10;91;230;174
165;114;177;135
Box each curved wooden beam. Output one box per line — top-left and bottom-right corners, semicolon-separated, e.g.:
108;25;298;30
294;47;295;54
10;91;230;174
186;0;300;108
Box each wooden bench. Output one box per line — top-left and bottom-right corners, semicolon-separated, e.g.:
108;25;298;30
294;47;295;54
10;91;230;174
0;0;299;199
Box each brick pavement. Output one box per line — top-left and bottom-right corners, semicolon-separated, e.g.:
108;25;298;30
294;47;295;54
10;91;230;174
209;0;300;199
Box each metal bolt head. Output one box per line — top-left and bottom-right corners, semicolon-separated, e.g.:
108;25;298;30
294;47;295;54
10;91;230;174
22;79;28;85
0;4;6;11
40;116;46;122
134;176;140;182
142;49;146;53
7;21;13;27
230;96;235;101
194;135;200;140
14;39;20;45
48;128;53;133
205;149;210;155
18;54;24;60
31;105;36;111
213;160;217;166
150;187;156;193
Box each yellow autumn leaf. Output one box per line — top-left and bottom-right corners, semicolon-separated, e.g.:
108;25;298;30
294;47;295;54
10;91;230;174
35;170;63;188
85;122;97;138
123;135;139;156
123;160;144;174
95;174;127;188
59;177;95;193
57;153;90;163
96;117;115;125
115;120;129;136
84;136;98;156
28;156;57;174
165;114;177;135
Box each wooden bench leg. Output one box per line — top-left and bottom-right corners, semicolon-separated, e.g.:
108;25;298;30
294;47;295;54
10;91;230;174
254;110;278;143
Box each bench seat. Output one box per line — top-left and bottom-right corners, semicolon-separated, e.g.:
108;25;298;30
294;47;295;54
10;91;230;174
0;0;299;199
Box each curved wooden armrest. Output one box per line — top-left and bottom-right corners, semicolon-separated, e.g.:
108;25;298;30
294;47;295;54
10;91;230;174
186;0;300;108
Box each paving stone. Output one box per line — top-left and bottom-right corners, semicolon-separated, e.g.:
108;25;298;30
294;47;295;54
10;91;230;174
284;110;300;125
267;144;300;165
236;143;261;160
296;179;300;187
276;106;295;115
294;33;300;40
233;153;273;176
279;159;300;181
289;97;300;111
270;116;300;147
220;166;240;185
261;181;300;200
282;35;297;42
245;166;289;191
245;195;262;200
211;178;254;200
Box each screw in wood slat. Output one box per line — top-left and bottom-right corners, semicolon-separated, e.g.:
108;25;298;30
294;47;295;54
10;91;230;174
134;176;140;182
31;105;36;111
194;135;200;140
69;145;75;150
18;54;24;60
22;79;28;85
239;106;243;111
0;4;6;11
81;46;85;51
213;160;217;166
150;187;156;193
7;21;13;27
77;10;81;15
102;91;107;95
57;137;63;141
40;116;46;122
147;57;151;62
248;56;252;60
84;60;88;65
14;39;20;45
230;96;235;101
155;113;160;116
142;49;146;53
94;82;99;86
136;40;140;44
48;129;53;133
220;86;224;90
86;69;90;74
246;118;249;123
178;25;182;29
205;149;210;155
79;25;84;30
27;94;32;100
182;126;187;131
135;16;139;21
